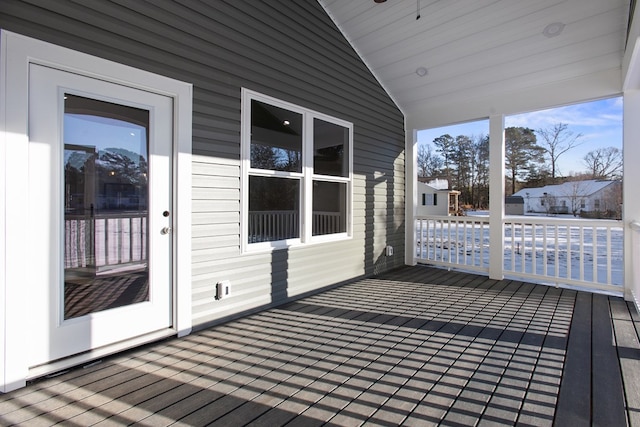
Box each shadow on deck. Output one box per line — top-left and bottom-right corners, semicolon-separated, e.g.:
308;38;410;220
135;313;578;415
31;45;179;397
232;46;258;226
1;265;639;426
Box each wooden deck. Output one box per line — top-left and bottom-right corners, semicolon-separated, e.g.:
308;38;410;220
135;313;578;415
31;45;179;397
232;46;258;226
2;266;640;426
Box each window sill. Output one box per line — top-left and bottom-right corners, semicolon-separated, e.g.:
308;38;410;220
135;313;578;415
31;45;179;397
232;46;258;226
243;233;352;254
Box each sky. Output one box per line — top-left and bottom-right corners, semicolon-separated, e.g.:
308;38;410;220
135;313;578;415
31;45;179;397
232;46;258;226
64;114;148;161
417;97;623;176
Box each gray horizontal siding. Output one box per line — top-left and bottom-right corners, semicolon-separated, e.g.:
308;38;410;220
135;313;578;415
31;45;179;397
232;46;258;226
1;0;406;329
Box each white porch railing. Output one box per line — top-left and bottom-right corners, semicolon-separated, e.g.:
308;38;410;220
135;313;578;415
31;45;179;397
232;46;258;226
65;213;147;271
248;210;343;242
416;216;490;274
416;215;624;294
248;211;299;243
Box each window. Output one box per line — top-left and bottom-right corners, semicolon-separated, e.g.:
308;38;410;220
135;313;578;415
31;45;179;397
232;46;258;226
422;194;437;206
581;199;586;209
242;89;352;250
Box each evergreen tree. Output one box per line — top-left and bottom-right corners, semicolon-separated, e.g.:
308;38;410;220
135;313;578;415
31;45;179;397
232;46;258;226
505;127;545;195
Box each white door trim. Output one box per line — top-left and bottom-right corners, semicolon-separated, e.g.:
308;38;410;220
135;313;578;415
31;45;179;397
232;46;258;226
0;30;192;392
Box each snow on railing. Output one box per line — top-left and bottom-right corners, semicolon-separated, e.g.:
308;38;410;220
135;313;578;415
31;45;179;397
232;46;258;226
415;215;623;293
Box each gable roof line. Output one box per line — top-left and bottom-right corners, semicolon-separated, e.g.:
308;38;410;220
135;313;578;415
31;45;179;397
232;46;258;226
317;1;406;118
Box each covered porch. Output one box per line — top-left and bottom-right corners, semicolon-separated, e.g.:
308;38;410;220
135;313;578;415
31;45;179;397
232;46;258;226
2;266;638;426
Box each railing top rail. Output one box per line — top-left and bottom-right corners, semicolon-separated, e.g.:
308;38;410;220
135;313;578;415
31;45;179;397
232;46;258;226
504;215;622;228
415;215;489;223
249;210;297;214
65;212;147;220
416;214;622;228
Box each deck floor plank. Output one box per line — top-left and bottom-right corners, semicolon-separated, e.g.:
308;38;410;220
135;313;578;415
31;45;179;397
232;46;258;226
554;291;591;426
611;298;640;427
592;295;626;427
0;266;637;426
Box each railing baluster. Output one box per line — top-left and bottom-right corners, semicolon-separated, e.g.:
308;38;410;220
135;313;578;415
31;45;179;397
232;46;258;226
521;222;526;274
593;226;598;282
607;227;612;285
542;223;547;276
105;218;110;266
463;220;468;266
579;226;584;282
449;221;460;264
471;220;476;266
532;223;537;276
567;225;572;281
480;220;484;268
553;224;560;278
510;222;516;272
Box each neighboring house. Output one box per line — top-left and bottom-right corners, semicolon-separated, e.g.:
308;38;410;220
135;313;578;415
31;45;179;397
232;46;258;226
417;180;460;216
513;180;622;216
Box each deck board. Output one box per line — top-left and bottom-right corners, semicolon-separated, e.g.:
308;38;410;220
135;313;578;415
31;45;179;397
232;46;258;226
554;291;591;426
592;294;626;427
611;298;640;427
1;265;638;426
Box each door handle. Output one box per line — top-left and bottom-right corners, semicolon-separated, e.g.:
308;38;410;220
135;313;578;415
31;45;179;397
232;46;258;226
161;227;172;235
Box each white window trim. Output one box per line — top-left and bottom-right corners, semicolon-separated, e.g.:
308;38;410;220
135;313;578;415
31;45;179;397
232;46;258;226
241;88;353;252
0;30;192;391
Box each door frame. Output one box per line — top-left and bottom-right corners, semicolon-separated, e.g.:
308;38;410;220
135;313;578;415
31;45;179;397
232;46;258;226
0;30;193;392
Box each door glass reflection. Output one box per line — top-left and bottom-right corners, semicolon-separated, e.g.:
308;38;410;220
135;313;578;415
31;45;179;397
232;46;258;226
63;94;150;319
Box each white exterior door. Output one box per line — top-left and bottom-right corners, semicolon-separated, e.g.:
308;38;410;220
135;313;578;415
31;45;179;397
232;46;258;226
28;64;174;368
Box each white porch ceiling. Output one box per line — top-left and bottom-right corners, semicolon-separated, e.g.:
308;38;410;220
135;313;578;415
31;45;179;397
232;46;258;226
319;0;630;129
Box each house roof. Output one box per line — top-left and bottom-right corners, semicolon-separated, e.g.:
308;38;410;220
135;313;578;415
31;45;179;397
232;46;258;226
512;179;619;198
319;0;629;130
417;181;460;194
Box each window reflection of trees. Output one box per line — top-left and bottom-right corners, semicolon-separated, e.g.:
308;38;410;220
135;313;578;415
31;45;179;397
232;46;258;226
250;144;301;172
64;147;148;213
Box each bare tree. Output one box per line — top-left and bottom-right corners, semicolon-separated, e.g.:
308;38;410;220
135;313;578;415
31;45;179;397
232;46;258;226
562;180;593;217
541;192;558;215
417;144;443;178
583;147;622;179
536;123;582;181
601;182;622;219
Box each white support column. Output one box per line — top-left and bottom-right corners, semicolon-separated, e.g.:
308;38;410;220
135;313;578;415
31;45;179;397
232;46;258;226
489;115;505;280
1;30;30;392
623;90;640;305
405;126;418;266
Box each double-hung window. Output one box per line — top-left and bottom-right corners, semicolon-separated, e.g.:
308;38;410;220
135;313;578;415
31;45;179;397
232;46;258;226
242;89;352;250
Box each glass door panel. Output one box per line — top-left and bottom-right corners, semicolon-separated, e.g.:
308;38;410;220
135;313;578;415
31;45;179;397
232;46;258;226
63;94;150;319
